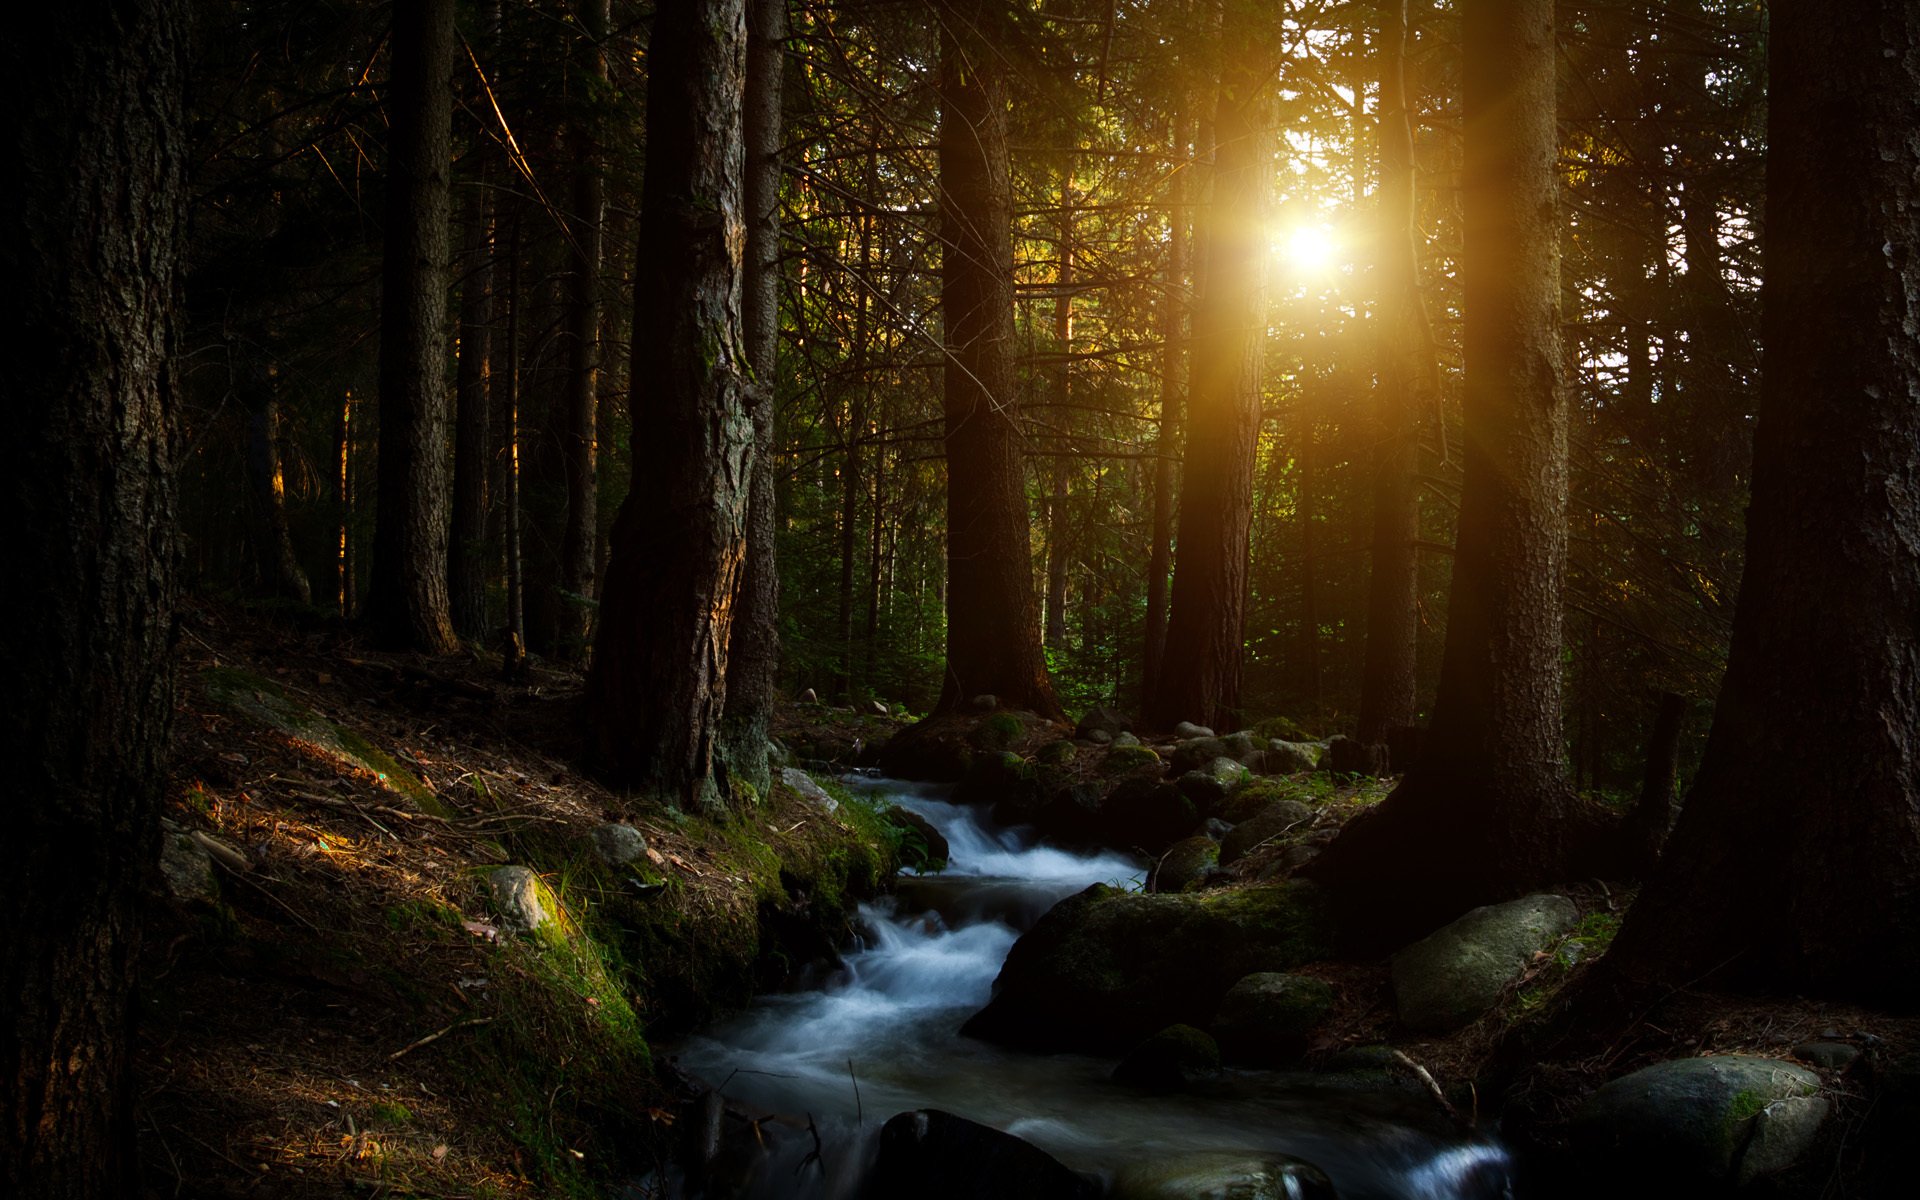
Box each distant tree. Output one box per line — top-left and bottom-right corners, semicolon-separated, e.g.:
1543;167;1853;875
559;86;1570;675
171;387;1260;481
587;0;751;811
366;0;459;654
1305;0;1585;939
1142;107;1192;703
1149;3;1275;733
932;0;1062;718
1;2;185;1192
716;0;789;801
1596;0;1920;1003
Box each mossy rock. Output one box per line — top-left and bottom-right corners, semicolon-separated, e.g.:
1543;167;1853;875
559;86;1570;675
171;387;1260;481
1252;715;1321;744
1113;1023;1221;1091
1102;744;1163;775
955;749;1042;810
1219;800;1316;866
961;881;1332;1053
1151;836;1219;894
1103;777;1200;853
1212;972;1336;1065
1216;780;1307;825
1168;736;1231;774
1034;739;1077;766
970;711;1028;751
1570;1056;1825;1189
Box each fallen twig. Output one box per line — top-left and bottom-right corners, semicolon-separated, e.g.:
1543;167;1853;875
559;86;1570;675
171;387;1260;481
388;1016;494;1062
1390;1048;1469;1130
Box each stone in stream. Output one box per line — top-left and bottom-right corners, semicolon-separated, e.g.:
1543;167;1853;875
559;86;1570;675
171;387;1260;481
1110;1151;1337;1200
880;805;949;871
1102;776;1200;853
868;1109;1099;1200
1112;1023;1221;1091
1569;1055;1827;1188
1211;972;1336;1065
1389;893;1577;1032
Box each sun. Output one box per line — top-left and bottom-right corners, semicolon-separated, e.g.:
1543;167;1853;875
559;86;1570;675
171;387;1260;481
1276;222;1339;275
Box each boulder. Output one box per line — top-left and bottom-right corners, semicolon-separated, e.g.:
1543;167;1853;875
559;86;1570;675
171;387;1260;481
488;866;560;934
1103;777;1200;853
799;687;818;704
1150;836;1219;894
969;694;999;712
1173;721;1215;739
1570;1056;1826;1189
1035;739;1077;766
1169;736;1231;774
159;822;216;902
882;806;950;872
1102;744;1163;774
1218;800;1316;866
1390;893;1578;1033
961;882;1332;1053
868;699;890;716
1113;731;1142;747
1076;706;1131;739
955;750;1040;811
589;822;649;866
1031;782;1105;840
1221;731;1260;761
1792;1041;1861;1072
1113;1024;1221;1091
1110;1152;1337;1200
868;1109;1098;1200
1325;735;1387;776
1212;972;1336;1065
1264;739;1323;774
1085;728;1114;745
780;767;840;813
1215;781;1305;825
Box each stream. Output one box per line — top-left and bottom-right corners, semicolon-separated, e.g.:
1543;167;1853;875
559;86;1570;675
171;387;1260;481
666;776;1514;1199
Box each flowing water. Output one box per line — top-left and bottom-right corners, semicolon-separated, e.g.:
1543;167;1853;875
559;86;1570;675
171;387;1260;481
667;777;1513;1199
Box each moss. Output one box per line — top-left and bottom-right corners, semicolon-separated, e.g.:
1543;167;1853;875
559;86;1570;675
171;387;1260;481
1103;744;1163;774
1251;715;1320;743
1035;739;1076;766
383;898;461;935
1727;1088;1770;1126
972;711;1025;749
367;1100;414;1126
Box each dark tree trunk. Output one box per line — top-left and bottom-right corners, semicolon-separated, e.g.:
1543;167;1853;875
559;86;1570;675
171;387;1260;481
1148;27;1272;734
448;146;495;642
586;0;752;811
1356;0;1426;745
1043;206;1075;652
501;217;529;678
558;0;611;663
1304;0;1581;943
335;394;357;615
1620;689;1685;873
1;3;184;1192
1142;108;1191;703
716;0;787;802
367;0;459;654
1599;2;1920;1004
932;0;1062;719
242;360;314;605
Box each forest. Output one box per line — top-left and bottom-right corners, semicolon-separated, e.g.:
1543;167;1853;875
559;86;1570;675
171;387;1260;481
6;0;1919;1197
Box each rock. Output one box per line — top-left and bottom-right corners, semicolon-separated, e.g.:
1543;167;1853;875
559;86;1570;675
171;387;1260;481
1102;744;1162;774
589;822;649;866
961;882;1333;1053
1212;972;1336;1065
882;805;950;872
1792;1041;1861;1072
1150;836;1218;894
1391;893;1577;1032
1264;739;1322;773
1215;780;1304;825
1218;800;1316;866
960;750;1045;817
1175;757;1252;814
1220;731;1260;761
1203;817;1233;841
1110;1152;1337;1200
1173;721;1215;739
1086;728;1113;745
1570;1056;1825;1188
1325;735;1387;776
159;823;215;901
1113;1024;1220;1090
1113;730;1142;747
869;1109;1098;1200
969;711;1026;751
1076;706;1131;739
780;767;840;813
1169;736;1231;774
1034;739;1077;766
766;738;792;770
799;687;818;704
877;714;976;781
488;866;560;933
969;694;999;712
1029;781;1104;839
1103;777;1199;853
868;699;890;716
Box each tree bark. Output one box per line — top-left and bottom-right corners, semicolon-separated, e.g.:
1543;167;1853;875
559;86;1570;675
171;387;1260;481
587;0;752;811
448;146;495;642
1148;18;1273;733
1142;108;1191;704
932;0;1062;719
242;358;314;605
367;0;459;654
1599;1;1920;1004
1303;0;1580;942
716;0;787;803
1356;0;1427;745
1;3;184;1192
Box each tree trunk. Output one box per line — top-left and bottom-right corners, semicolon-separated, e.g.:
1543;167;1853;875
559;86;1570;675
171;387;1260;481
1142;108;1191;703
586;0;752;812
1621;689;1685;873
243;359;314;605
367;0;459;654
336;393;357;615
1356;0;1426;745
558;0;610;663
1043;202;1075;652
448;145;495;642
1;4;184;1192
716;0;787;803
1147;22;1273;733
1599;1;1920;1004
932;0;1062;719
1303;0;1580;943
502;213;528;677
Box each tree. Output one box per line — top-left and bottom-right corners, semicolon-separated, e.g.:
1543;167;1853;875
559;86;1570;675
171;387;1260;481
1;3;185;1192
1148;5;1275;733
1142;107;1192;705
1594;0;1920;1004
586;0;751;811
716;0;788;802
1304;0;1585;940
932;0;1062;718
366;0;459;654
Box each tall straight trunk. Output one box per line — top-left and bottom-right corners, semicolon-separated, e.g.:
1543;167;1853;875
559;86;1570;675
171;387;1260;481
1600;0;1920;1004
558;0;611;662
1148;22;1272;733
243;361;313;605
717;0;786;801
448;154;495;641
1298;418;1321;707
2;3;184;1192
367;0;459;654
502;216;528;676
587;0;752;811
1143;108;1191;703
931;0;1062;718
1043;202;1074;652
1356;0;1427;745
336;393;357;615
836;188;874;697
1305;0;1579;942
